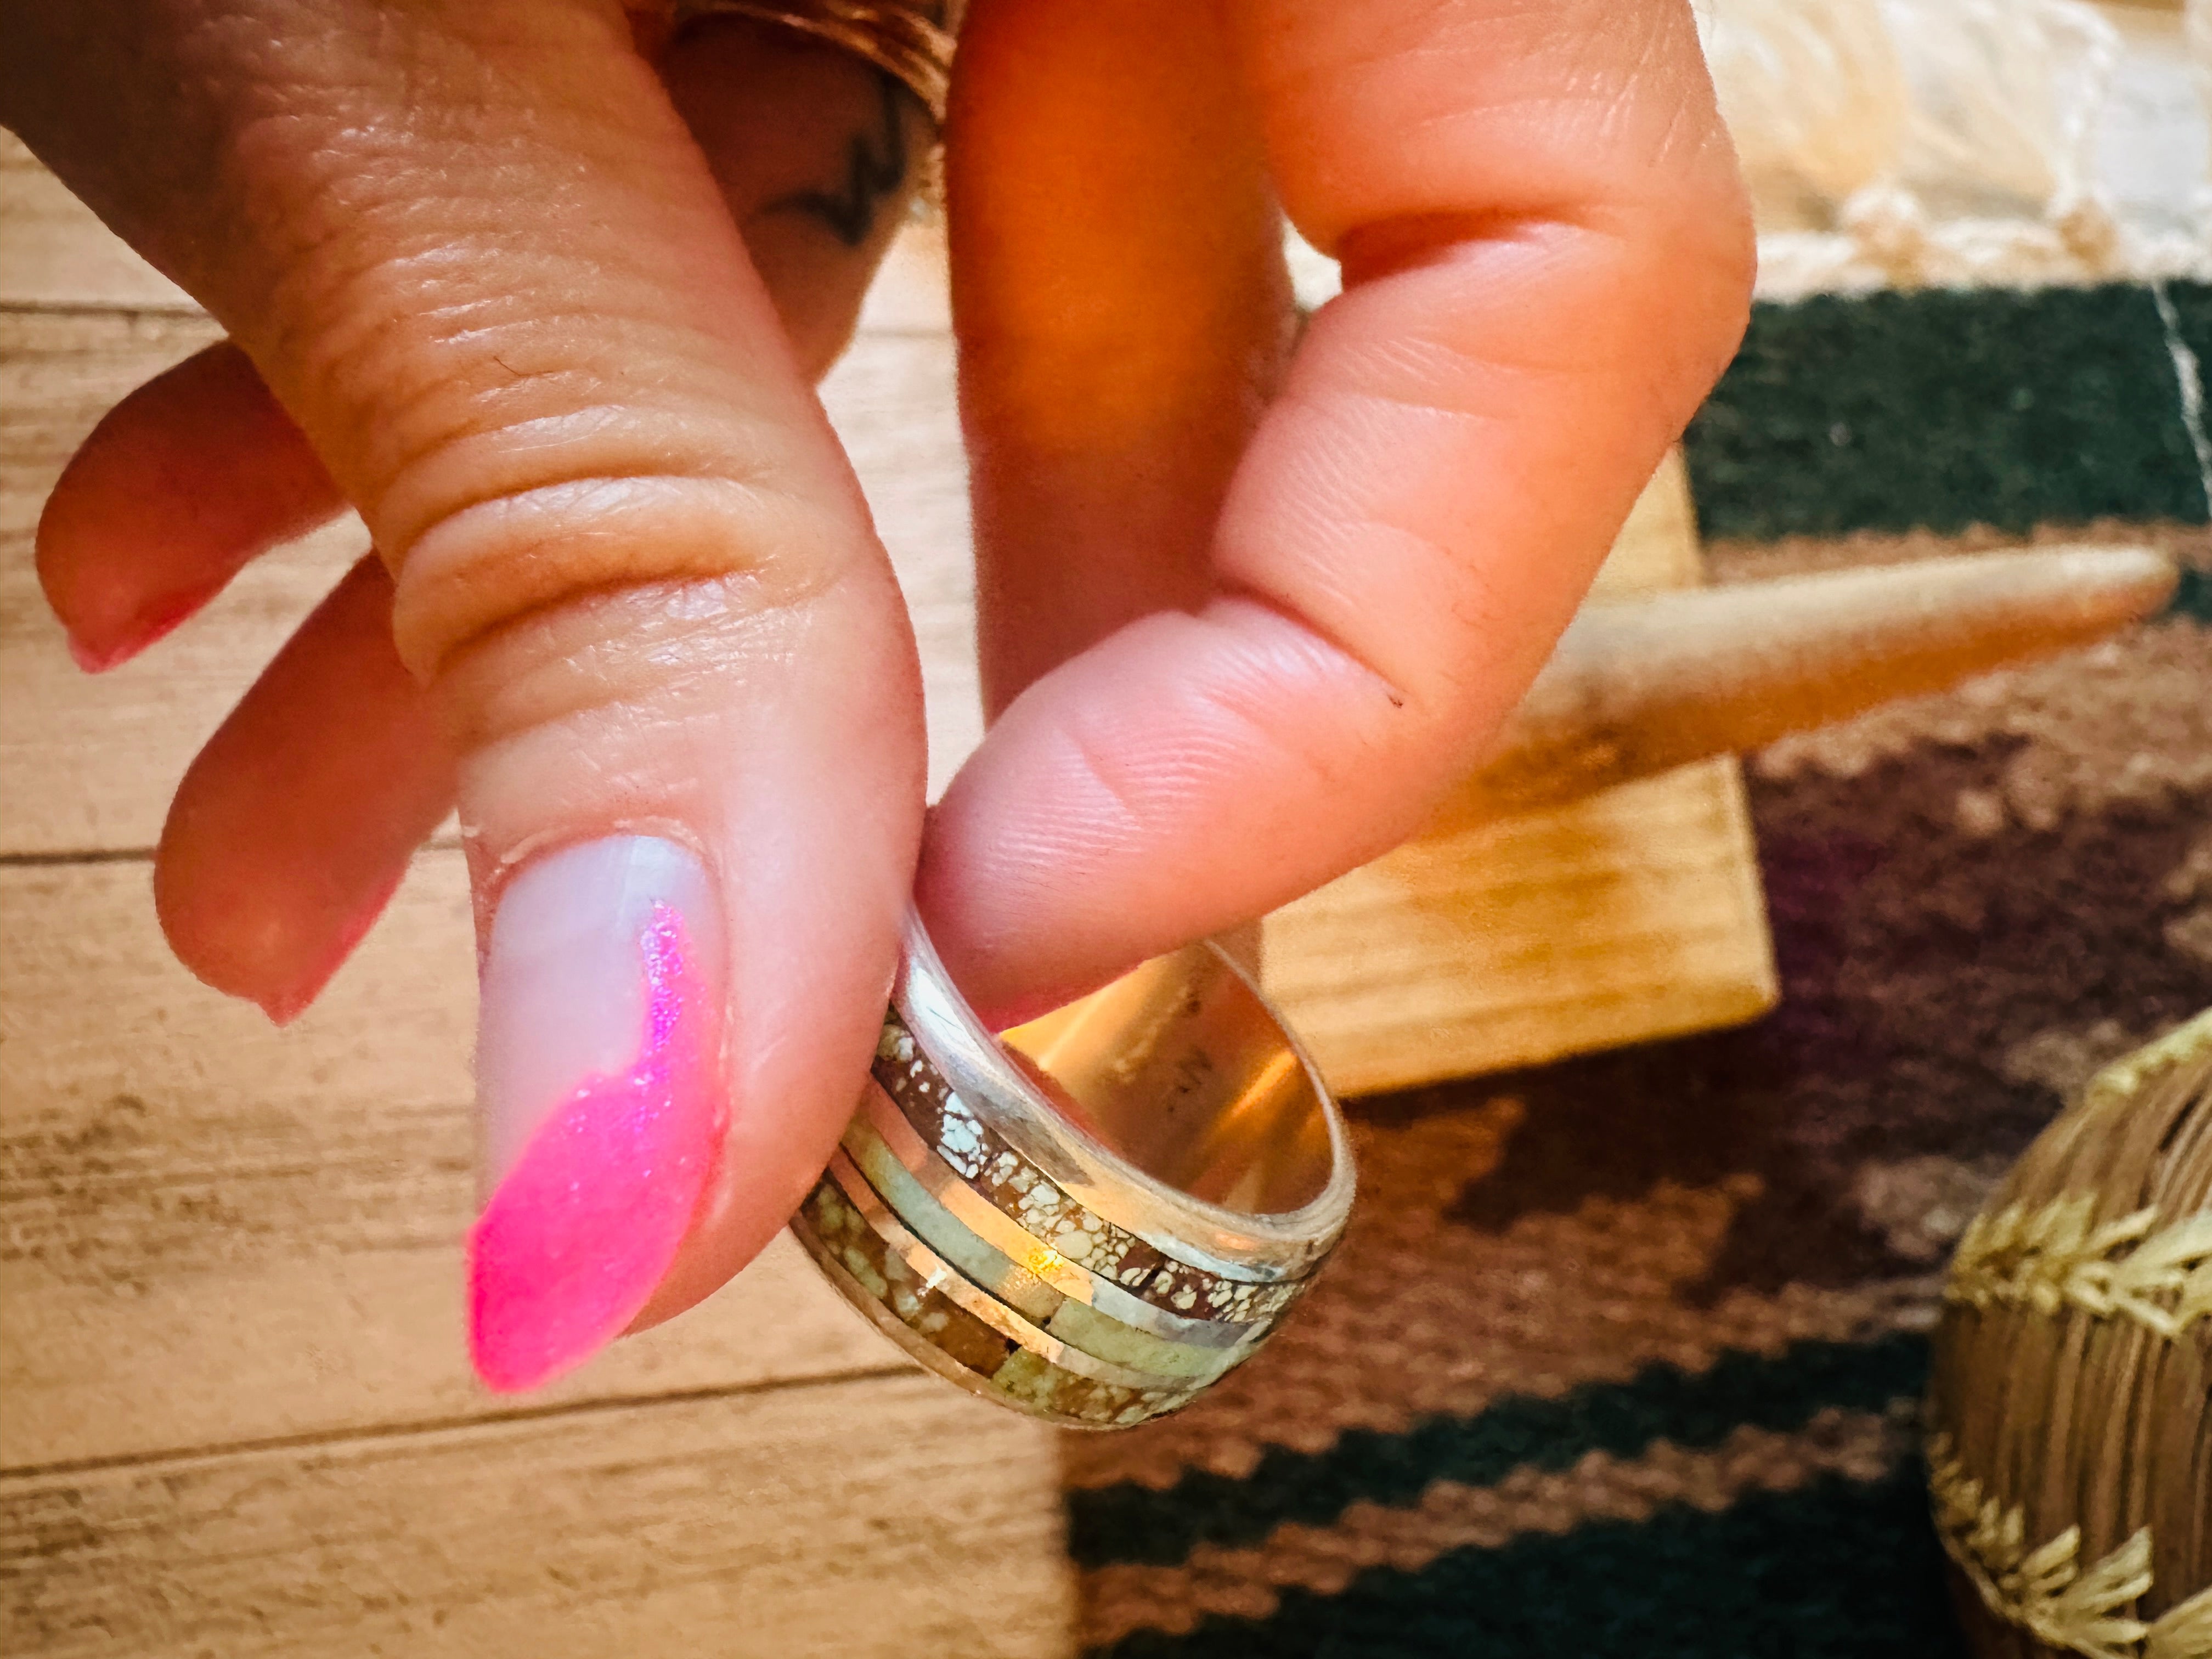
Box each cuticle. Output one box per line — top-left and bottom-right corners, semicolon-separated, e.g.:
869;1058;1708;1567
469;819;719;939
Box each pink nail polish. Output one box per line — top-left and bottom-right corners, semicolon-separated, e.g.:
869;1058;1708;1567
469;837;727;1392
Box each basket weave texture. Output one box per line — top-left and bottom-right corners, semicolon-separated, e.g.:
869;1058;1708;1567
1929;1010;2212;1659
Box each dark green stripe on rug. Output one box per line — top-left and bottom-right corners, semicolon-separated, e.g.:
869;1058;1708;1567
1068;1335;1928;1570
1684;280;2212;539
1090;1465;1968;1659
2170;562;2212;623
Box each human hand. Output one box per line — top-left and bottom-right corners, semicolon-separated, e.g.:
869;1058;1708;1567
4;0;1750;1391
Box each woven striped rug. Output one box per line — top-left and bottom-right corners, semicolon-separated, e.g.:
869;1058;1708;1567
1060;279;2212;1658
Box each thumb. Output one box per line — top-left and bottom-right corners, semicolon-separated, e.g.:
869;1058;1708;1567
8;1;927;1388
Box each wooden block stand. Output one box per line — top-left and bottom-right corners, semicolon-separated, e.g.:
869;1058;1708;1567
1262;454;1780;1096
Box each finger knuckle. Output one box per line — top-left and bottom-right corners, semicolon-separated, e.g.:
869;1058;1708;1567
386;459;857;678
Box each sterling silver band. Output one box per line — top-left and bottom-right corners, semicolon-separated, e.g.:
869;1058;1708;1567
791;913;1355;1429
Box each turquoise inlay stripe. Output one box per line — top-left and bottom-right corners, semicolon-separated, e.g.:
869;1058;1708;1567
1684;281;2212;540
1066;1334;1927;1569
1088;1465;1966;1659
840;1112;1255;1382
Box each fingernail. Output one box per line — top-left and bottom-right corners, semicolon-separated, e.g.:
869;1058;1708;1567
251;866;409;1028
66;586;217;674
469;835;727;1392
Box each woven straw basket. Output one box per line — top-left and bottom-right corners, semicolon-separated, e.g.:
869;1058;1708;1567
1928;1010;2212;1659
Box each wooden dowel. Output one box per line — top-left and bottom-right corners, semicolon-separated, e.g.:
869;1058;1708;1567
1434;546;2178;830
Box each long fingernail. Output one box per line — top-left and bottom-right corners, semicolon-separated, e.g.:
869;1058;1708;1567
469;835;727;1392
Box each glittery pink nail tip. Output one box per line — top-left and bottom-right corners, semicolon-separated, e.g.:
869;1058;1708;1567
469;902;724;1393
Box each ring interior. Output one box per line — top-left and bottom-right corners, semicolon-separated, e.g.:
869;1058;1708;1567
998;944;1336;1215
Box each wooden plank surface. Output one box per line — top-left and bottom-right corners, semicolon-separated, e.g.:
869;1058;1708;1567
0;308;354;854
1;1371;1069;1659
0;853;914;1469
0;135;196;312
1262;454;1779;1094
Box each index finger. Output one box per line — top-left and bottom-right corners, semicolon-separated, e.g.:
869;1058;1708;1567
923;0;1753;1018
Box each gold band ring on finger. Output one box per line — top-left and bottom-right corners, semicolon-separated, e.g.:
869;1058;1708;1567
790;913;1355;1430
663;0;961;126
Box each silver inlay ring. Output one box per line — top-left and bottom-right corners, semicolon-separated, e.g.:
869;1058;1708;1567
790;912;1355;1429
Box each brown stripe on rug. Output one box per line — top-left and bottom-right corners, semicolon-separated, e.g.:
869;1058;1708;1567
1080;1405;1916;1650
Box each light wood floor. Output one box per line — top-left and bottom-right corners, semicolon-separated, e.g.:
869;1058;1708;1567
0;136;1074;1659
